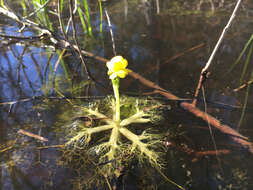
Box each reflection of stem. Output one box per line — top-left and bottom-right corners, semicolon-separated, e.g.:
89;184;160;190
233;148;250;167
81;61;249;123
156;0;160;14
57;0;68;40
123;0;128;21
69;0;91;79
105;8;116;56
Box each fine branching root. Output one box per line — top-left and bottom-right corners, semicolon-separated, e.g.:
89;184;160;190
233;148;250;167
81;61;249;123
61;96;168;187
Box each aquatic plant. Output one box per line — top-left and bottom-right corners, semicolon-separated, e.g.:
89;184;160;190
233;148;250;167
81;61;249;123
65;56;166;177
226;34;253;129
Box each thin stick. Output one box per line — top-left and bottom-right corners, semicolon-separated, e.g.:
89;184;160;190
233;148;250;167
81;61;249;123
38;145;64;149
155;166;185;190
192;0;243;106
0;140;16;153
0;34;44;41
69;0;91;80
233;79;253;92
165;43;204;64
54;49;66;73
0;98;31;105
18;129;48;142
105;8;116;56
24;0;51;19
167;141;230;162
143;43;204;76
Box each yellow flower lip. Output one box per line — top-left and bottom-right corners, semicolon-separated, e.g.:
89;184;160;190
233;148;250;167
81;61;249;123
106;56;131;80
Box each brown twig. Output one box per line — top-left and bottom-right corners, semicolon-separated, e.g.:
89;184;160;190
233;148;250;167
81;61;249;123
167;141;231;162
143;43;205;76
233;79;253;92
165;43;205;64
180;102;253;153
18;129;48;142
194;149;230;157
192;72;205;106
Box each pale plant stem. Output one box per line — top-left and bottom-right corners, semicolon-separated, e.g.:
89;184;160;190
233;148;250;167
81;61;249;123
119;127;154;159
107;126;119;160
112;80;120;123
81;107;115;125
87;125;114;134
193;0;243;106
120;111;149;126
202;0;242;73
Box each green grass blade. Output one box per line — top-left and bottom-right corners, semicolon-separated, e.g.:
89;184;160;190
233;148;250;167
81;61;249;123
237;69;253;130
77;4;88;34
98;0;103;34
83;0;93;36
0;0;8;9
60;0;64;11
227;34;253;74
239;42;253;85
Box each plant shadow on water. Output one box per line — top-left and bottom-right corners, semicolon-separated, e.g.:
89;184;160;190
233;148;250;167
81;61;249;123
1;0;253;189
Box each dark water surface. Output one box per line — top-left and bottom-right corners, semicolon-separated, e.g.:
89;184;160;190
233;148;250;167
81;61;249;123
1;0;253;189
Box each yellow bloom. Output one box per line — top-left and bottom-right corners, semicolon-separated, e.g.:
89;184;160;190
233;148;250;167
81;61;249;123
106;56;131;80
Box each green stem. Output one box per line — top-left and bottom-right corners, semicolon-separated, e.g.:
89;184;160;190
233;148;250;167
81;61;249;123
112;78;120;122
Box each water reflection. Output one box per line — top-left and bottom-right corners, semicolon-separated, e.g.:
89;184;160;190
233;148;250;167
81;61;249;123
0;0;253;189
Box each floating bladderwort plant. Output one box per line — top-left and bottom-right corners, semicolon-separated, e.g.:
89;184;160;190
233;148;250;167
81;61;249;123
64;56;167;186
106;56;132;123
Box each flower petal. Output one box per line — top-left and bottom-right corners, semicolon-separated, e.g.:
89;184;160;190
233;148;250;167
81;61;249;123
106;56;130;79
109;73;118;80
121;58;128;68
110;56;123;64
116;70;127;78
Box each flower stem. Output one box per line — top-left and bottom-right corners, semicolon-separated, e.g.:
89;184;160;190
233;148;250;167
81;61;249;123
112;77;120;122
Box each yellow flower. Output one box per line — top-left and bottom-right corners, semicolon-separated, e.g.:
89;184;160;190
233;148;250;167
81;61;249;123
106;56;131;80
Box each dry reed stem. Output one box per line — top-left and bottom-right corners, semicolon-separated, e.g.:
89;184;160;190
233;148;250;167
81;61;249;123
192;0;243;106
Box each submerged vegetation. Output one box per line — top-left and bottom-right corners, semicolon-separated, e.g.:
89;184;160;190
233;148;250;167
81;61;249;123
61;95;167;188
59;56;169;188
1;0;253;189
